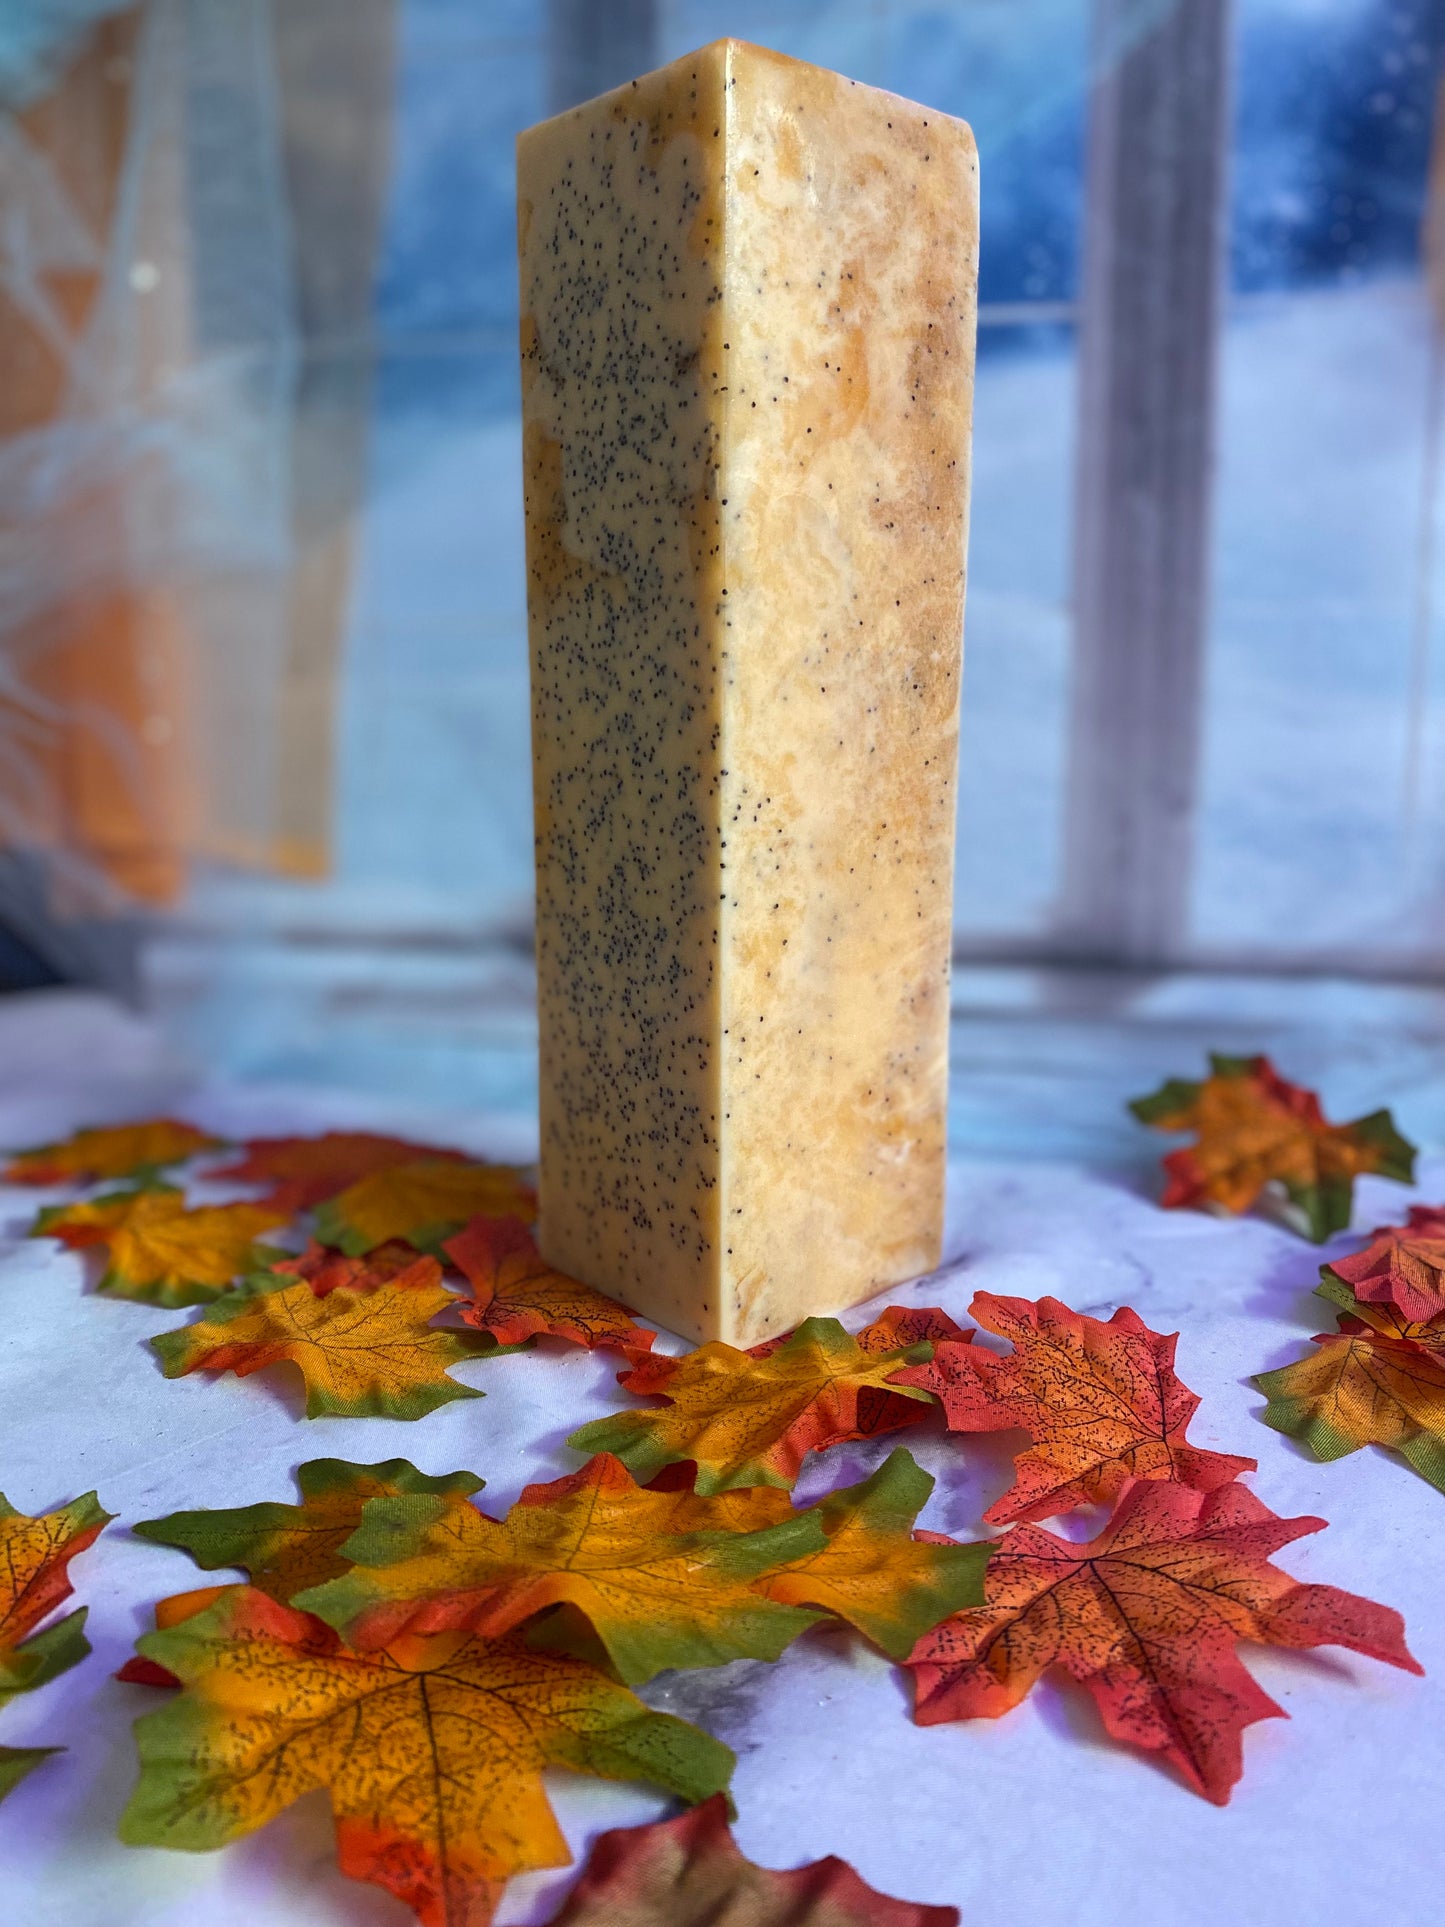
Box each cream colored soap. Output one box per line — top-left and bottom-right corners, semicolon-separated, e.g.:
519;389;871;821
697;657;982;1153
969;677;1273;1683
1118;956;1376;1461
519;38;977;1346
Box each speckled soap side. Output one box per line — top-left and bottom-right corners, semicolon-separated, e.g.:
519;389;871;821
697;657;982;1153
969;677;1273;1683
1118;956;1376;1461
520;48;730;1338
519;40;977;1345
717;47;977;1340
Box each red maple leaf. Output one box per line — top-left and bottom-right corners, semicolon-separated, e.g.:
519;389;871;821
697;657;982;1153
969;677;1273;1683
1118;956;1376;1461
544;1794;959;1925
904;1479;1420;1803
442;1216;655;1352
893;1292;1254;1524
274;1240;437;1296
1324;1206;1445;1325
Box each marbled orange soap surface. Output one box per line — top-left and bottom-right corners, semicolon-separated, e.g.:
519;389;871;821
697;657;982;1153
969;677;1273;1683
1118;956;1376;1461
519;39;977;1344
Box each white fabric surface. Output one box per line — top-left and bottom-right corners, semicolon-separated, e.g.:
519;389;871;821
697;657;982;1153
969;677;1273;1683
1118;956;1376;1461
0;992;1440;1926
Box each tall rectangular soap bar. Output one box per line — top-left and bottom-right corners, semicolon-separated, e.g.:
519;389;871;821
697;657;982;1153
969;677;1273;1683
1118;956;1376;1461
519;38;977;1346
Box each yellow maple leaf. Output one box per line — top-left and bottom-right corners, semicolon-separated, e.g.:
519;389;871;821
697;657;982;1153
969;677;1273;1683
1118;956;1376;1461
1256;1283;1445;1493
0;1490;110;1688
118;1589;733;1926
32;1189;290;1307
314;1160;536;1255
757;1450;991;1660
295;1451;822;1682
150;1271;493;1419
4;1119;220;1186
568;1316;939;1492
304;1448;987;1677
134;1457;486;1604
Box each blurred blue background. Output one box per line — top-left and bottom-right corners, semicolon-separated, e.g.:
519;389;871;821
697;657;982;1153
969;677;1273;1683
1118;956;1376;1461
5;0;1445;1150
265;0;1445;950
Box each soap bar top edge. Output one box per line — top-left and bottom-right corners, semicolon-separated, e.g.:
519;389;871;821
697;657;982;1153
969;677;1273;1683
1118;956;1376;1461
516;38;734;157
516;38;977;165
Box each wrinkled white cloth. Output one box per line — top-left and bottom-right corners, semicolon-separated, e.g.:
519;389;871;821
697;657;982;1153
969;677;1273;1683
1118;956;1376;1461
0;991;1440;1926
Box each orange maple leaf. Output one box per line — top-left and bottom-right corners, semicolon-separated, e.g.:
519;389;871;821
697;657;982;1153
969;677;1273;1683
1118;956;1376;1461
213;1131;467;1214
443;1215;656;1352
543;1794;959;1926
1323;1205;1445;1325
118;1588;734;1926
31;1188;290;1307
296;1450;824;1678
904;1478;1420;1803
1130;1053;1415;1241
1;1491;111;1799
314;1159;537;1255
567;1312;949;1493
4;1118;220;1186
894;1292;1254;1524
1;1490;110;1677
297;1447;987;1681
150;1269;493;1418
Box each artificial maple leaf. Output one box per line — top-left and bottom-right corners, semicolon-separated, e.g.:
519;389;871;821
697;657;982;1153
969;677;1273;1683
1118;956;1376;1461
543;1794;959;1927
213;1131;467;1214
0;1609;93;1711
1255;1278;1445;1493
904;1478;1419;1803
1315;1265;1445;1339
755;1448;991;1660
739;1306;967;1445
1323;1205;1445;1325
854;1305;972;1351
118;1587;734;1927
570;1315;942;1494
746;1303;968;1361
118;1461;492;1686
134;1458;486;1605
31;1187;291;1308
314;1158;537;1256
1;1490;111;1677
443;1215;655;1352
297;1451;827;1681
303;1445;985;1681
116;1587;234;1689
894;1292;1255;1525
0;1491;111;1801
0;1746;60;1799
150;1271;493;1418
274;1238;431;1294
1129;1053;1415;1241
3;1118;220;1186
